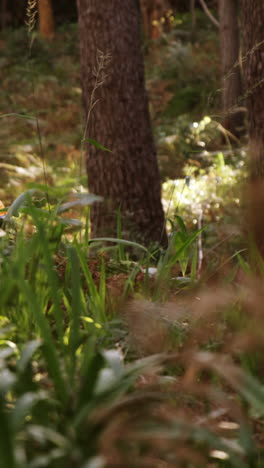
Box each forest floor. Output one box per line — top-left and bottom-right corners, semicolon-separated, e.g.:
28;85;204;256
0;15;247;264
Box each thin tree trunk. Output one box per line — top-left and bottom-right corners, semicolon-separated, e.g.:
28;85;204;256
218;0;243;137
190;0;196;42
200;0;219;27
38;0;55;40
240;0;264;259
0;0;7;30
77;0;167;248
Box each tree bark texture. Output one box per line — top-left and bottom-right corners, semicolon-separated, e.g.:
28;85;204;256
241;0;264;179
241;0;264;259
77;0;167;247
38;0;55;40
218;0;243;136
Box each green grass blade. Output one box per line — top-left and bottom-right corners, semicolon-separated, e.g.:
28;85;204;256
116;209;125;261
0;400;17;468
174;214;188;234
19;279;68;405
98;258;106;323
68;246;82;376
83;138;112;152
29;210;65;347
4;189;36;221
90;237;149;253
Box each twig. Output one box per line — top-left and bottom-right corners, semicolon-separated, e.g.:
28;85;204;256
199;0;219;28
36;118;50;211
79;49;111;185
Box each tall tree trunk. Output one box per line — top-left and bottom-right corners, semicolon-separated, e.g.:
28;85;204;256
38;0;55;40
77;0;167;247
240;0;264;259
218;0;243;137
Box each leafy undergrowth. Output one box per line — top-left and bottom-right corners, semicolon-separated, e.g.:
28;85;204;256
0;192;263;467
163;148;248;270
0;25;82;203
1;12;261;467
1;20;246;261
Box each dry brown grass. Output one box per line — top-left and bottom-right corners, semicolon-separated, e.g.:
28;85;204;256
103;279;264;466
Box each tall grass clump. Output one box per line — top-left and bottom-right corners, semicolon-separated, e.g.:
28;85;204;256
0;191;264;466
0;192;165;466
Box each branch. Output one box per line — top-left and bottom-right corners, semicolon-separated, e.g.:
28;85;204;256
199;0;219;28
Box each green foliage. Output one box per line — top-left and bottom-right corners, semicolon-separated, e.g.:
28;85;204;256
151;214;201;300
145;11;221;182
158;115;220;179
0;187;263;466
0;334;164;467
162;148;247;267
0;194;162;466
0;26;82;204
1;10;263;467
4;26;78;77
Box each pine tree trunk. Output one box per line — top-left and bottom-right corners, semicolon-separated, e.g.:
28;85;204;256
241;0;264;259
38;0;55;40
77;0;167;247
241;0;264;179
218;0;243;136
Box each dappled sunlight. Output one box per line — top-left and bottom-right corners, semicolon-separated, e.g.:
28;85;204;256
0;1;264;466
163;150;246;225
